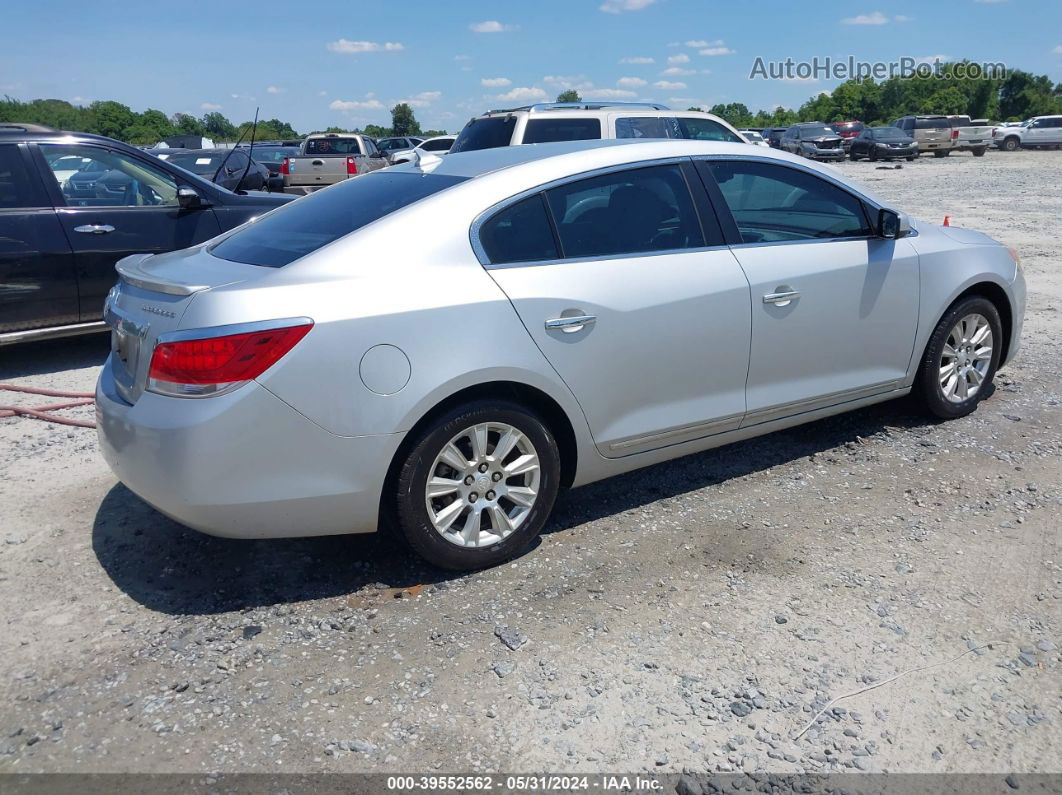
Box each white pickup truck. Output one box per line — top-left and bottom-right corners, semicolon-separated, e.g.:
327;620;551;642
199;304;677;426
946;115;993;156
281;133;387;193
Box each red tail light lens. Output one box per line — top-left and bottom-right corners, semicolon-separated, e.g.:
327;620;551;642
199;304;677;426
346;156;358;175
951;129;959;140
148;321;312;397
280;157;290;175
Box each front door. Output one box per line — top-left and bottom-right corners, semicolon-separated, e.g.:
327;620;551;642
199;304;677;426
34;142;222;322
479;161;752;456
701;158;919;424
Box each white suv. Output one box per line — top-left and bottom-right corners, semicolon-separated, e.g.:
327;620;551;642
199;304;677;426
992;115;1062;151
449;102;746;153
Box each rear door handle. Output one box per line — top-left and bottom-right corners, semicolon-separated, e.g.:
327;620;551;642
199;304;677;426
545;314;596;333
763;290;800;306
73;224;115;235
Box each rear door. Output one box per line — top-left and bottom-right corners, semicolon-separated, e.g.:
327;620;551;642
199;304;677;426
0;142;78;335
481;160;752;456
34;142;222;323
359;137;388;172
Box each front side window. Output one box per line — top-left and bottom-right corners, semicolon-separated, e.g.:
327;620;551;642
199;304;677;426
523;118;601;144
708;160;871;243
211;171;467;267
41;144;179;207
545;164;705;259
479;194;558;265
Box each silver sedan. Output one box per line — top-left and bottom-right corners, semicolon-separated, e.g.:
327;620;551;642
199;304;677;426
96;139;1025;570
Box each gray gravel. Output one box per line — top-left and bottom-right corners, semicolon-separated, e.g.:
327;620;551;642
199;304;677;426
1;149;1060;775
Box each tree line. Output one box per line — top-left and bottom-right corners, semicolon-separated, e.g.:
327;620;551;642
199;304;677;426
0;98;446;144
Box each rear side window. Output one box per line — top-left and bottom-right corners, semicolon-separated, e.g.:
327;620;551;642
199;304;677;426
545;164;705;259
305;137;361;155
523;118;602;144
479;195;558;264
615;117;742;142
450;116;517;153
420;138;453;152
211;171;467;267
0;145;40;209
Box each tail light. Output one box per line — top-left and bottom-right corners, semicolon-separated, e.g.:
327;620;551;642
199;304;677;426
148;320;313;398
280;157;290;175
346;156;358;175
992;129;998;138
951;129;959;140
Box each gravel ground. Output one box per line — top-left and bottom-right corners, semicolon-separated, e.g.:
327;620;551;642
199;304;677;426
1;149;1060;777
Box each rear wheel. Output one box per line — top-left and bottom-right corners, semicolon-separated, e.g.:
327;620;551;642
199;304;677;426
973;147;987;157
1001;137;1020;152
392;401;561;570
915;296;1002;420
906;156;916;161
933;150;949;158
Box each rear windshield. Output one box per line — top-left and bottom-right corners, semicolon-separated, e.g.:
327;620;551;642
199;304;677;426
915;118;950;129
246;146;298;163
450;116;517;153
305;137;362;155
164;153;226;174
869;127;908;140
210;171;467;267
523;118;602;144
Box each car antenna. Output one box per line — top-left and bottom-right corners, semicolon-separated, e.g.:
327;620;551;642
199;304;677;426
235;107;260;194
211;108;256;188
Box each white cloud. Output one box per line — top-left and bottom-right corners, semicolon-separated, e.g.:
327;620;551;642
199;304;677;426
329;98;385;111
699;46;735;56
470;20;517;33
592;88;638;99
496;86;548;102
668;53;690;64
684;40;708;48
661;67;695;76
894;14;913;21
654;80;687;90
267;85;285;94
327;39;404;54
599;0;656;12
916;54;951;64
318;90;328;96
481;77;512;87
543;74;595;91
617;76;648;88
620;56;655;64
397;91;442;108
200;102;223;111
842;11;889;24
1053;44;1062;54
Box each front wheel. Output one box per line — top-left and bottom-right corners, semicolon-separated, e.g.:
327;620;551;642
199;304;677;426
392;401;561;570
915;297;1002;420
1002;137;1020;152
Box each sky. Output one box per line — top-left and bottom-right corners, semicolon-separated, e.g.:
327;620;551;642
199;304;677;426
2;0;1060;133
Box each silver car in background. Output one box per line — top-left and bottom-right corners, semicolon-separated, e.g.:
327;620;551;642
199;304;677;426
97;140;1025;570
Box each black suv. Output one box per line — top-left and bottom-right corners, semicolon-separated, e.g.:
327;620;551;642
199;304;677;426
0;124;294;345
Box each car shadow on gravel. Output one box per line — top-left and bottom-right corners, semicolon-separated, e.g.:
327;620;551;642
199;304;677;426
93;396;935;615
0;334;110;380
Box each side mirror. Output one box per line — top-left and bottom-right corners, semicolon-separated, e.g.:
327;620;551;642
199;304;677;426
177;186;205;210
877;208;910;239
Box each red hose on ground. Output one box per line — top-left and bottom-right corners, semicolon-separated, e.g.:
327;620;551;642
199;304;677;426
0;383;97;429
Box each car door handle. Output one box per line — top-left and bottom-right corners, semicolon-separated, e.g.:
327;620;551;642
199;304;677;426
73;224;115;235
545;314;596;333
763;290;800;306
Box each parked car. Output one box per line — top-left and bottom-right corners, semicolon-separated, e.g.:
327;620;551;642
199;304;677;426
892;115;954;157
830;120;865;151
0;124;293;345
95;139;1024;570
237;144;301;178
848;126;918;161
992;115;1062;151
944;116;992;156
376;136;425;161
450;102;745;153
764;127;787;148
738;130;770;147
387;135;456;165
780;122;845;161
156;148;276;192
280;133;387;193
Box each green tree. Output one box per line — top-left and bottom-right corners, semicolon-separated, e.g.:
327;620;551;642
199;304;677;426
172;113;205;136
556;89;581;103
362;123;392;138
390;103;421;137
202;111;237;140
89;100;136;139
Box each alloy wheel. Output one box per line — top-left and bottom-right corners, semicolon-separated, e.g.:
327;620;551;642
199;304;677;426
425;422;541;547
939;313;993;403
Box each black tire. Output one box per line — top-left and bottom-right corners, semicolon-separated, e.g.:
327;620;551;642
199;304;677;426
868;150;878;162
915;296;1003;420
392;400;561;570
973;147;987;157
906;156;916;161
849;152;861;161
933;149;949;158
1002;137;1020;152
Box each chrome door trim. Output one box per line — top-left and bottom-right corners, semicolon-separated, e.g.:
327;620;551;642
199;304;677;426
742;380;900;428
763;290;800;304
544;314;596;332
0;321;108;346
607;412;744;453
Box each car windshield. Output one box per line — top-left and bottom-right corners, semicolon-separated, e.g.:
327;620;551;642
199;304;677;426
869;128;908;140
450;116;517;153
834;122;864;132
164;153;227;175
743;131;764;142
800;126;836;137
210;171;468;268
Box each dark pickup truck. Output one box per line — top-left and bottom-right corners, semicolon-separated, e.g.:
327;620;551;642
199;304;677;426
0;124;293;345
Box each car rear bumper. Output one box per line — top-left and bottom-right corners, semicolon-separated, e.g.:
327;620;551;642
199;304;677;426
96;356;403;539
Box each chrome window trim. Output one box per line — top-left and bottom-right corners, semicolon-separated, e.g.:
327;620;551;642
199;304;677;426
155;316;314;345
470;156;706;269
